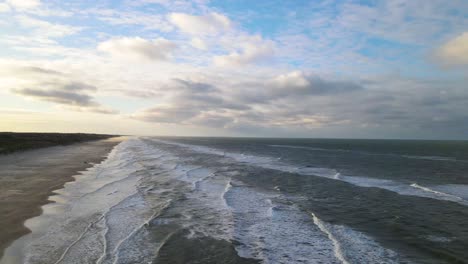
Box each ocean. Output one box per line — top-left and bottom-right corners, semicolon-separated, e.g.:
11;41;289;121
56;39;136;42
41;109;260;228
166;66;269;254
2;137;468;263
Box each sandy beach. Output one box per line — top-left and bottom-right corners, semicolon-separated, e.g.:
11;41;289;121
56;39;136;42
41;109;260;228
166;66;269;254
0;137;123;258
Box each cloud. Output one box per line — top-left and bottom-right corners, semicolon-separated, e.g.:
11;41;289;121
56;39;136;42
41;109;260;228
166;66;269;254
1;0;468;138
12;81;116;114
435;32;468;66
131;73;364;128
191;37;207;50
6;0;40;9
16;15;81;37
270;71;363;96
335;0;467;45
213;43;273;66
98;37;177;61
231;71;364;105
131;78;248;126
97;11;173;32
5;66;117;114
132;106;198;123
15;66;64;75
214;35;274;66
14;84;95;106
0;3;11;12
128;72;468;139
169;12;231;35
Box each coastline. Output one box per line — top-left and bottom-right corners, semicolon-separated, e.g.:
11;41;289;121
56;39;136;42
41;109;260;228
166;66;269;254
0;137;124;258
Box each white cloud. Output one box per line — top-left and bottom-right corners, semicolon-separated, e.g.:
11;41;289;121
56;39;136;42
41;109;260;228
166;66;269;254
272;71;310;88
97;11;173;32
213;36;274;66
436;32;468;66
191;37;207;50
16;15;81;37
98;37;177;61
6;0;40;9
0;2;11;12
169;12;231;35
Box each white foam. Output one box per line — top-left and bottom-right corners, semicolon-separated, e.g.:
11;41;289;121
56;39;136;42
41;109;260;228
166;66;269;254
180;170;235;241
225;186;340;263
309;212;403;264
410;183;463;201
428;184;468;201
424;235;454;243
224;184;405;264
310;212;349;264
401;155;459;162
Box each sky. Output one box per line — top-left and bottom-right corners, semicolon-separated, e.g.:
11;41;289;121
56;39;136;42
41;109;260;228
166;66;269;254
0;0;467;139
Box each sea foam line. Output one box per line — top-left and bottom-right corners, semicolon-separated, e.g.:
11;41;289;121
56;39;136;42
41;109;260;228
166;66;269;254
111;199;173;264
221;179;232;208
410;183;463;201
53;214;106;264
310;213;349;264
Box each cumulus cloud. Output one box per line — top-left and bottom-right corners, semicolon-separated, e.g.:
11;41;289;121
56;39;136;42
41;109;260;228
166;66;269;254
131;78;248;127
169;12;231;35
128;72;468;139
5;66;117;114
131;73;365;128
231;71;364;105
98;37;177;61
435;32;468;66
214;36;274;66
270;71;363;95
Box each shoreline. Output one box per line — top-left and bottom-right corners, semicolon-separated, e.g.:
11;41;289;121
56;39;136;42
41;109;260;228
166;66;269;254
0;137;124;258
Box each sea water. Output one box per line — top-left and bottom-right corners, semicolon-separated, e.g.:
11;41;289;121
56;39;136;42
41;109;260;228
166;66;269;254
2;137;468;263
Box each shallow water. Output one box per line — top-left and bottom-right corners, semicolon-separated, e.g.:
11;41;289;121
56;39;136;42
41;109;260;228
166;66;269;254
2;137;468;263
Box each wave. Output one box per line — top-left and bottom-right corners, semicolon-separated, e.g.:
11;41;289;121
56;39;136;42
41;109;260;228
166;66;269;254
4;137;461;264
225;184;341;263
310;212;349;264
309;212;402;264
224;180;404;263
152;139;468;207
401;155;459;162
410;183;463;201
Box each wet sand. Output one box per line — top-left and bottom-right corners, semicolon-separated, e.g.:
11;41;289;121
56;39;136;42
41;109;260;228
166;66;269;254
0;137;123;258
